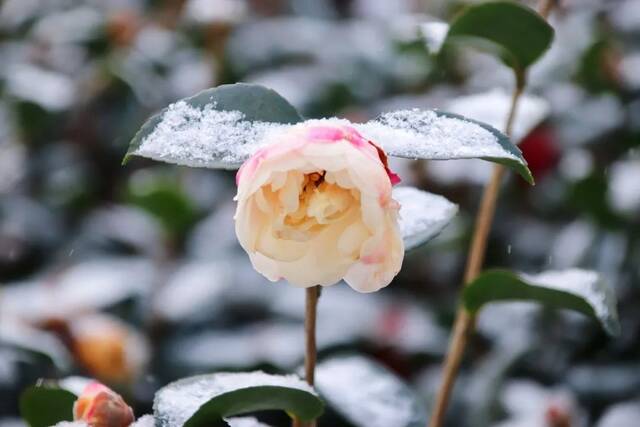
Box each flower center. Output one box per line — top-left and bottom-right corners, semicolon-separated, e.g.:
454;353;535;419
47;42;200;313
275;171;358;241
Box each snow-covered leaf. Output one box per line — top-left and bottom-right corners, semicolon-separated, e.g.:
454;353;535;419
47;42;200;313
597;401;640;427
6;64;76;111
359;109;533;183
125;84;531;182
315;355;427;427
444;1;554;73
153;372;323;427
393;186;458;251
463;269;620;336
124;83;302;166
0;258;155;322
445;89;550;143
0;319;71;371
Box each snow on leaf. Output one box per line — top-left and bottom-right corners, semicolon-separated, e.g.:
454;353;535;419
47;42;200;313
131;415;156;427
0;318;72;371
130;103;286;169
445;89;550;143
127;84;531;182
315;355;427;427
153;372;321;427
357;109;533;183
224;417;273;427
596;401;640;427
420;21;449;53
393;186;458;251
6;64;76;111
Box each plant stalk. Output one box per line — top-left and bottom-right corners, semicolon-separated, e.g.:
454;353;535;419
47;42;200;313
305;286;320;388
293;286;321;427
427;1;556;423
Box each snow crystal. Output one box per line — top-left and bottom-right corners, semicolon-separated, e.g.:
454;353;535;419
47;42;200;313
609;0;640;33
6;64;75;111
445;89;550;143
420;21;449;53
154;372;316;427
134;101;287;169
31;7;103;44
357;109;521;162
183;0;247;24
131;415;155;427
550;220;595;269
224;417;272;427
153;262;233;323
607;159;640;217
58;376;92;396
393;186;458;251
596;401;640;427
619;53;640;90
315;356;426;427
520;269;619;335
52;422;88;427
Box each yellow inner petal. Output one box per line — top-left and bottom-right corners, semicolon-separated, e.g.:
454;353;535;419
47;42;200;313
259;170;361;245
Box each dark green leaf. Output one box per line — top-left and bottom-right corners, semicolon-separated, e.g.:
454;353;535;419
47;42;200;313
463;269;620;336
154;372;323;427
124;83;303;165
20;384;76;427
315;355;428;427
445;1;554;72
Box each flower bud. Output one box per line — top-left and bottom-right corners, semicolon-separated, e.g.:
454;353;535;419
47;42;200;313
73;382;134;427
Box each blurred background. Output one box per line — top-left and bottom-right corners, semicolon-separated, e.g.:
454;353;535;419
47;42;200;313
0;0;639;426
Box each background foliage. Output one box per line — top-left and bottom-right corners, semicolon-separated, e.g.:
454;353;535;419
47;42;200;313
1;0;639;426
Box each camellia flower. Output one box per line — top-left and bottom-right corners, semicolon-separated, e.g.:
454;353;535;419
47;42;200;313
73;382;134;427
234;123;404;293
125;84;533;292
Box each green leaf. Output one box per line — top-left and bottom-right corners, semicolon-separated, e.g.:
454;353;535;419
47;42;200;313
20;383;77;427
463;269;620;336
361;109;534;184
315;355;428;427
154;372;324;427
444;1;554;73
124;83;303;166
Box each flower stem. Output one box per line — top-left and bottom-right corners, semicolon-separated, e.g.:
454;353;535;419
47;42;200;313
293;286;321;427
305;286;320;388
428;2;556;424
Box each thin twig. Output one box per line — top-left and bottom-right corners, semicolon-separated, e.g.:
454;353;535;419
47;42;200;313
427;85;520;427
428;2;555;425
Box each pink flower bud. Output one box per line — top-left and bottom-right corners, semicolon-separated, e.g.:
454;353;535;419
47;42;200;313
73;382;134;427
